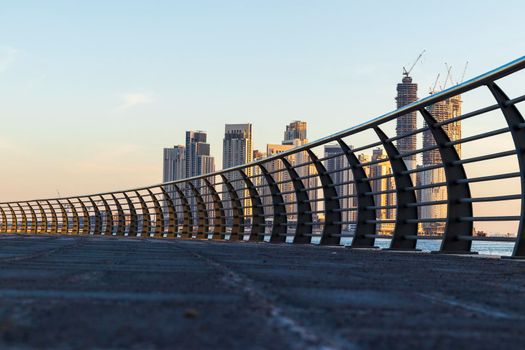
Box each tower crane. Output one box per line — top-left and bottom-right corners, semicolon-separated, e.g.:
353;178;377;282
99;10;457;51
429;73;440;95
403;50;426;78
459;61;469;84
440;64;453;90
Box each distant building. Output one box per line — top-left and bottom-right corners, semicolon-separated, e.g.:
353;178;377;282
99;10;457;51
185;131;213;178
396;75;418;171
223;124;253;219
163;145;186;183
283;120;307;145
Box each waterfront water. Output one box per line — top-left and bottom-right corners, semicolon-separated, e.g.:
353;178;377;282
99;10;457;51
340;238;514;256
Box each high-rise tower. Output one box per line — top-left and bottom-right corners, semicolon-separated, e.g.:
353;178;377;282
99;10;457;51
163;145;185;183
185;131;214;178
222;124;253;219
395;76;418;171
283;120;307;145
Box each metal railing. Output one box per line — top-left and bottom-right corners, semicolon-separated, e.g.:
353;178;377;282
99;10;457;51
2;56;525;257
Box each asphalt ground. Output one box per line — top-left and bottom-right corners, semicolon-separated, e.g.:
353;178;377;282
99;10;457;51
0;235;524;349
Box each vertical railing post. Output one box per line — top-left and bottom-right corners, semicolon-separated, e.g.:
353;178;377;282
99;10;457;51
36;202;47;234
488;82;525;258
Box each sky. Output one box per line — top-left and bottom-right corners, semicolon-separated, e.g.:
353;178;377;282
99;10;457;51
1;1;525;234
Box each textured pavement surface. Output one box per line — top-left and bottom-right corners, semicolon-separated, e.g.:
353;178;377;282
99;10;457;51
0;235;524;349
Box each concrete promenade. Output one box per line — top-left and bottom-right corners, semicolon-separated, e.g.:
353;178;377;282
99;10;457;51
0;235;524;349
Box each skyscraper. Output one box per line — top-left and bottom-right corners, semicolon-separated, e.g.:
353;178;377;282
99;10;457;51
163;145;185;183
223;124;253;219
419;94;462;234
223;124;253;170
396;75;418;171
283;120;307;145
184;131;215;224
185;131;214;178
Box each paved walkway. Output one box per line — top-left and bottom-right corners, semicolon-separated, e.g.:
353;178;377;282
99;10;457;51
0;235;524;349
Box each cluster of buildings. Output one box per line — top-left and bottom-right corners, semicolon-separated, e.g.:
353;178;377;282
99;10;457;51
162;70;463;235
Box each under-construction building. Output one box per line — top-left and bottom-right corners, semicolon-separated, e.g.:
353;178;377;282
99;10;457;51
395;76;418;171
419;94;462;234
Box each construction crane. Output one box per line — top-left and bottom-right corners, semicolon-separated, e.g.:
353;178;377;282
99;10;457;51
440;63;453;90
429;73;440;95
403;50;426;78
459;61;469;84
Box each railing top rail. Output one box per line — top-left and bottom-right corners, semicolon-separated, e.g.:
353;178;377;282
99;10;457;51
2;55;525;204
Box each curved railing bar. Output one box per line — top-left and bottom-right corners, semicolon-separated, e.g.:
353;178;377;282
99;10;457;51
220;174;244;240
307;149;342;245
135;190;151;237
26;202;37;234
171;185;191;238
258;163;287;243
188;182;209;239
147;189;163;237
56;200;68;234
281;157;312;243
78;198;90;235
45;200;58;234
238;169;265;242
124;193;138;237
487;82;525;257
66;199;80;234
88;197;102;235
111;194;125;236
17;203;27;233
373;126;419;250
0;206;8;233
36;202;47;234
337;139;377;248
99;196;113;236
7;204;17;233
203;178;225;240
419;108;473;253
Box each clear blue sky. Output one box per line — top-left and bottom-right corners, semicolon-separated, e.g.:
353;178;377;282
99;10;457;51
0;0;524;202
